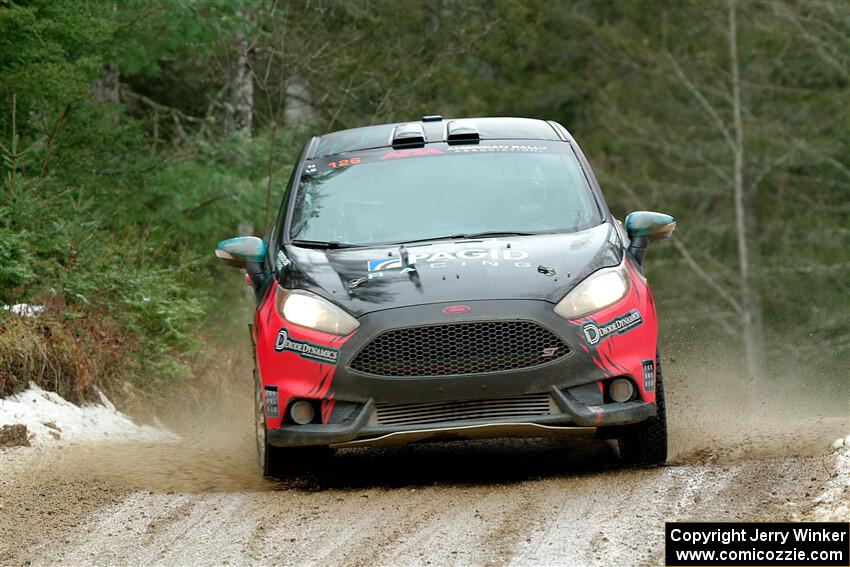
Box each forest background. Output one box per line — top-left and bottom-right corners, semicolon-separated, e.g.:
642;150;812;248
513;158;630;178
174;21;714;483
1;0;847;410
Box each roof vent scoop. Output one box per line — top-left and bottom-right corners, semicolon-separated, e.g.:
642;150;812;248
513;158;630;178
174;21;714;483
391;123;426;148
446;120;480;144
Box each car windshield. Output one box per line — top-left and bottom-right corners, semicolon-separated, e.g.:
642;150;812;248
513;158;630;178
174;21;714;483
289;142;602;247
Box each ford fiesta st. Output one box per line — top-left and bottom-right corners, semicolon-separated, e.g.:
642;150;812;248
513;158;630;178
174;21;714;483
215;116;676;476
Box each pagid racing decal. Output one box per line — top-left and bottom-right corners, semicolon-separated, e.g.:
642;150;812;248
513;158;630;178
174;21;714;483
367;248;530;272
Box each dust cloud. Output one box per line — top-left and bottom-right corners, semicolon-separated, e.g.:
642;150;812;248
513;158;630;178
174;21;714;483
10;334;848;496
72;349;269;492
662;339;848;464
2;334;847;563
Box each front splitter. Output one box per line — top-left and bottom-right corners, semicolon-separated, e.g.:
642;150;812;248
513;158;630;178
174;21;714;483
328;422;588;448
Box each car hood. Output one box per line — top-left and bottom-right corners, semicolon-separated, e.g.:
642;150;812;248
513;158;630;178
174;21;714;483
280;222;622;317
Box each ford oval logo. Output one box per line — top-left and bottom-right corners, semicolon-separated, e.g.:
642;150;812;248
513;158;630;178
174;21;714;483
442;305;472;314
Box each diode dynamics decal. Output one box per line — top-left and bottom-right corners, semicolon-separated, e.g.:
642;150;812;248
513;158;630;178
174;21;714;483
581;309;643;347
274;328;340;365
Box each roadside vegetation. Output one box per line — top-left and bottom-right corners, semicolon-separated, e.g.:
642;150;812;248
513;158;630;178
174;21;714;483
1;0;847;407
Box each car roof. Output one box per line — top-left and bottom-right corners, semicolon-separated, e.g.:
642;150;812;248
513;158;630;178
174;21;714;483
311;116;563;158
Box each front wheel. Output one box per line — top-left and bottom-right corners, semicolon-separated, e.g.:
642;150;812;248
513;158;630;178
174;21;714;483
254;374;284;477
617;349;668;466
254;376;332;478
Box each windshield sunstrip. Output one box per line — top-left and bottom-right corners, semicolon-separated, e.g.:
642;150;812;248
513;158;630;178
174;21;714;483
302;143;560;175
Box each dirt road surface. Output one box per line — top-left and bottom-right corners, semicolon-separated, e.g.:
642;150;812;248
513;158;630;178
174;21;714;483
2;362;848;566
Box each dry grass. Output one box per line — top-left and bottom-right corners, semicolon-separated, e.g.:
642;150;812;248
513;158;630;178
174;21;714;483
0;308;132;405
0;296;253;424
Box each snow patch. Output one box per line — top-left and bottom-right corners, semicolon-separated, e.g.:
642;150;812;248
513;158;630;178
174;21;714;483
2;303;46;317
0;383;177;446
812;434;850;521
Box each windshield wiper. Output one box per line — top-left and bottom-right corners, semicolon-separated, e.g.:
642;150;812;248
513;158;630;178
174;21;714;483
450;231;539;239
293;232;539;249
393;231;539;245
290;239;356;249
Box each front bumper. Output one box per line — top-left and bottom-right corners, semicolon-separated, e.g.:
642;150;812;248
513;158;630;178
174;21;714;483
267;385;656;447
258;298;659;448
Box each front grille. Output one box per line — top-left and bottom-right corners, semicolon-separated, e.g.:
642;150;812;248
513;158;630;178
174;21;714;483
375;394;552;426
349;320;569;377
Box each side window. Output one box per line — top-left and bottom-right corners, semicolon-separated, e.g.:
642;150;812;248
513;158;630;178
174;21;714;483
271;140;314;261
264;223;276;269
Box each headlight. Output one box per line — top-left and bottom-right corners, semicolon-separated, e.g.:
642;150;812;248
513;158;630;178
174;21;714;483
275;287;360;335
554;262;630;319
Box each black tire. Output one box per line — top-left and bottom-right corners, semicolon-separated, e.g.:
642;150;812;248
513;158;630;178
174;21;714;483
254;372;284;478
254;374;331;478
617;349;668;466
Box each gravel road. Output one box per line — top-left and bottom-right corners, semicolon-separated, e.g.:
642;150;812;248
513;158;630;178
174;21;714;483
2;363;848;566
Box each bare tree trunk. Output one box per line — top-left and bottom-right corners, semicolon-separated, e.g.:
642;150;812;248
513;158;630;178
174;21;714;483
284;81;314;127
91;3;120;107
91;63;120;104
230;11;254;138
728;0;765;381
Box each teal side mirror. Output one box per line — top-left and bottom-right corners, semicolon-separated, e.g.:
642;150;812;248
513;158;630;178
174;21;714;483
624;211;676;264
215;236;267;270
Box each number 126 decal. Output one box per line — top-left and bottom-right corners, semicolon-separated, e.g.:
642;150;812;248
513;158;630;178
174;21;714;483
328;157;361;169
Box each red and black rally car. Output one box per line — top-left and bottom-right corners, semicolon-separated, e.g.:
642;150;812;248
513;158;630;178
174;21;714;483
215;116;676;476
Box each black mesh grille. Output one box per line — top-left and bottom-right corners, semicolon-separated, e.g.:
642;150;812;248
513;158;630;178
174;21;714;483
349;321;569;377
